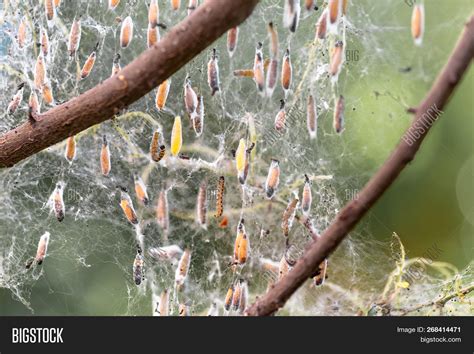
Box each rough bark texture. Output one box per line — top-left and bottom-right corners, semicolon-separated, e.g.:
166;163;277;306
246;15;474;316
0;0;260;168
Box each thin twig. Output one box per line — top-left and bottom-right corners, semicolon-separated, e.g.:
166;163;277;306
396;284;474;316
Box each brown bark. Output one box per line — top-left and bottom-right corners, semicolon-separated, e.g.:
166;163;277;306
0;0;259;168
246;15;474;316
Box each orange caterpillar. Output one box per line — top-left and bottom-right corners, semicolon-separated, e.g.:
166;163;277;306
227;26;238;57
283;0;300;33
253;42;265;92
265;159;280;199
171;0;181;11
313;259;328;286
329;40;344;77
134;175;149;206
233;220;249;265
187;0;198;16
215;176;225;218
196;181;207;228
411;3;424;46
40;28;50;58
328;0;341;28
80;43;98;79
111;53;121;77
68;17;81;57
50;182;65;222
17;18;27;48
274;99;286;132
316;9;328;40
207;48;220;96
281;49;292;95
100;135;111;176
281;196;299;237
120;16;134;48
156;189;169;234
224;284;234;311
175;248;191;290
34;54;46;90
149;0;159;27
301;174;312;215
65;136;76;162
119;188;138;225
307;94;317;139
45;0;55;23
150;130;166;162
109;0;120;10
333;95;345;134
7;83;24;115
147;24;159;48
234;69;254;78
183;76;198;118
28;91;40;117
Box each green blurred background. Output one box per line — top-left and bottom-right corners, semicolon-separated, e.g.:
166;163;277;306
0;0;472;315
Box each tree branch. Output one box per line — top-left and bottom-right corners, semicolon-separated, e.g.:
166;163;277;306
0;0;259;168
246;15;474;316
396;284;474;316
